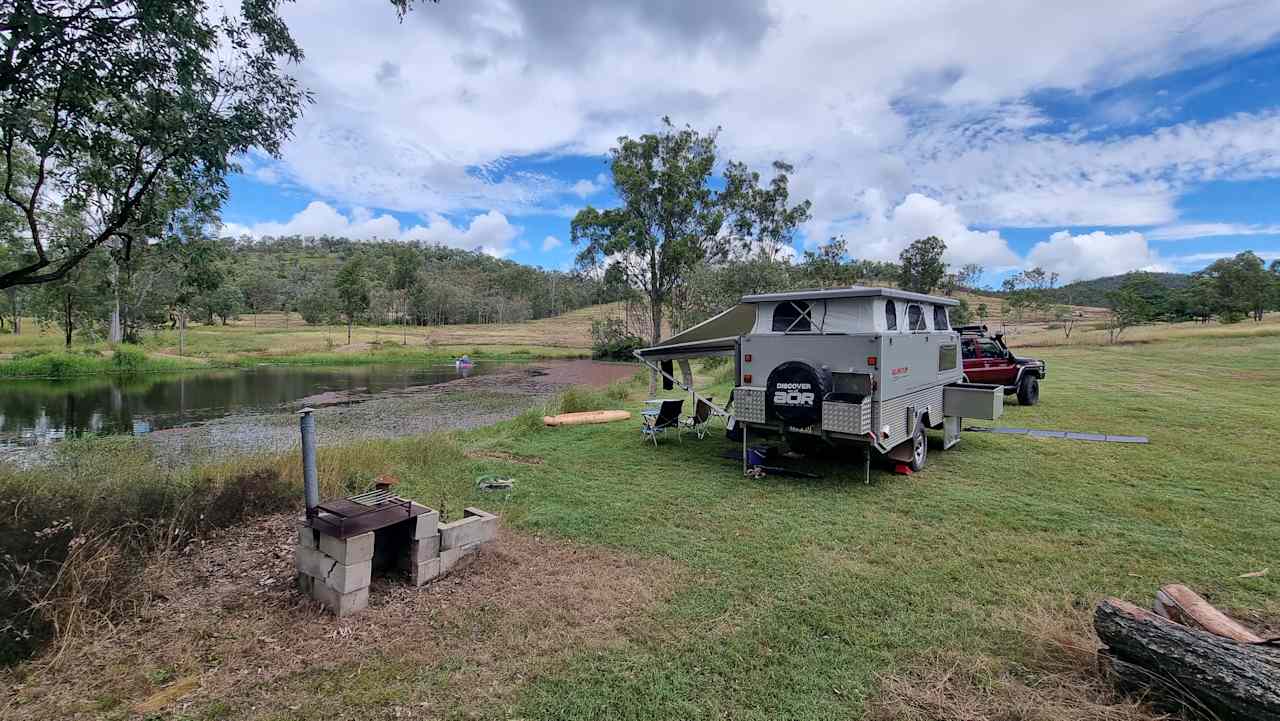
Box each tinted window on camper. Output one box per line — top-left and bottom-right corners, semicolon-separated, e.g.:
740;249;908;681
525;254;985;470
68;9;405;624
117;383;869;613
772;301;812;332
884;300;898;330
933;305;950;330
907;304;926;331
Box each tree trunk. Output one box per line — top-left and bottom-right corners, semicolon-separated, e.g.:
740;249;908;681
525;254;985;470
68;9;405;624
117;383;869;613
1094;597;1280;720
179;312;186;356
6;288;19;335
648;294;662;397
108;263;123;344
64;292;73;347
347;316;353;345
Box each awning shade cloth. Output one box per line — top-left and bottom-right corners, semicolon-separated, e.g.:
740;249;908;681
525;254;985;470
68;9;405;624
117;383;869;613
635;303;754;361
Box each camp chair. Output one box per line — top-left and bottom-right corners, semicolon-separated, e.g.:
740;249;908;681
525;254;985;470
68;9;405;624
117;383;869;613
682;396;714;439
641;398;684;446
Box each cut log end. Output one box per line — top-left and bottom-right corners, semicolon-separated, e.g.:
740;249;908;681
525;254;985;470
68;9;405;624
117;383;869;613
1094;597;1280;721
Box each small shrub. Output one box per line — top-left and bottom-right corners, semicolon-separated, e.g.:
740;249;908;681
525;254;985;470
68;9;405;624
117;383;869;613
604;380;631;401
699;356;728;370
590;318;644;361
110;346;147;373
556;386;616;414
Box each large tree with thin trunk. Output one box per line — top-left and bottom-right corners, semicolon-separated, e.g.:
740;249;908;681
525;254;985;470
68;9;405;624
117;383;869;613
572;119;728;387
0;0;308;290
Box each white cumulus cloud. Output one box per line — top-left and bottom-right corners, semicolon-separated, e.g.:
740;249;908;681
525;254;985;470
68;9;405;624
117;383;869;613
1025;230;1169;283
837;191;1019;267
541;235;563;251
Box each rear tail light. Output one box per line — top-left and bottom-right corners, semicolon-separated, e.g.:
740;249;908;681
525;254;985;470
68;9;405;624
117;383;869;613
867;356;877;366
743;373;752;384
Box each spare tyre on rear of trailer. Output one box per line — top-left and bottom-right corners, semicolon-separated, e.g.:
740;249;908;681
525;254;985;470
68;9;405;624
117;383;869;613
766;360;831;428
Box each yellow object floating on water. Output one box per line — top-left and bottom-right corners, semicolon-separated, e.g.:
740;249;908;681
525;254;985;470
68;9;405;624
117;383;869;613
543;410;631;427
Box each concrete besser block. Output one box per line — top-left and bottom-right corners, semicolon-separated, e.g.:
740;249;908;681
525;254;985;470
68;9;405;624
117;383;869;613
411;509;439;540
397;535;440;568
318;530;374;565
408;558;441;587
440;508;498;550
439;542;481;574
295;546;371;594
310;582;369;617
296;519;317;550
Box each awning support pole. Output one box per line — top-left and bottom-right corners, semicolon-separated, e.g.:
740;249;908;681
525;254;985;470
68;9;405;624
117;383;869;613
632;351;732;420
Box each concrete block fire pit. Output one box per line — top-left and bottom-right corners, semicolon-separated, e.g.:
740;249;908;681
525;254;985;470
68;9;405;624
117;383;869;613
295;505;498;616
292;409;498;617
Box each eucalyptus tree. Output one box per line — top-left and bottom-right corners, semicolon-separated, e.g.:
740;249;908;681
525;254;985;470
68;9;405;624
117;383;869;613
572;119;729;372
723;160;813;261
0;0;308;290
898;236;948;294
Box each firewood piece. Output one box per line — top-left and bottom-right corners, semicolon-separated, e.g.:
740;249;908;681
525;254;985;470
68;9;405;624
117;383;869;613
1153;584;1263;643
1094;597;1280;721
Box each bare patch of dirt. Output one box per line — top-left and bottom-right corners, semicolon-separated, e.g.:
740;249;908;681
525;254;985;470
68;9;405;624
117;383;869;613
464;450;545;465
4;514;680;720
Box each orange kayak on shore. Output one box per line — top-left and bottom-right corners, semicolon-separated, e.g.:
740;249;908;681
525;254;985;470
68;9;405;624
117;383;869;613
542;410;632;427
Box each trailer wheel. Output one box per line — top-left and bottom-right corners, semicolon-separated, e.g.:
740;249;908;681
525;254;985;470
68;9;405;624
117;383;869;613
908;422;928;472
1017;376;1040;406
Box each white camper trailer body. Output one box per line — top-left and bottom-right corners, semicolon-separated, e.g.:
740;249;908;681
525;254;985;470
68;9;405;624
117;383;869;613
636;286;1004;471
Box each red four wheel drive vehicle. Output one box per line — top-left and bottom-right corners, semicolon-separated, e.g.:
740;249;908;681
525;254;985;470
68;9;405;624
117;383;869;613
957;325;1046;405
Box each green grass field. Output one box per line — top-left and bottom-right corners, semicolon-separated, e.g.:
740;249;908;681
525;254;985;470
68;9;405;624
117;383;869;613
4;334;1278;719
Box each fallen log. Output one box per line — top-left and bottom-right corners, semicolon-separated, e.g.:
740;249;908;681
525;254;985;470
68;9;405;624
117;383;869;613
1094;597;1280;721
1153;584;1263;643
542;410;631;427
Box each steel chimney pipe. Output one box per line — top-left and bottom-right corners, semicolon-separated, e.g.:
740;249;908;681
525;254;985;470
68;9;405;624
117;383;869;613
299;407;319;514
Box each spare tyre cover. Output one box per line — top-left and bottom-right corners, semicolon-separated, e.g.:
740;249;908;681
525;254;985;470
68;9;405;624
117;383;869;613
766;360;831;427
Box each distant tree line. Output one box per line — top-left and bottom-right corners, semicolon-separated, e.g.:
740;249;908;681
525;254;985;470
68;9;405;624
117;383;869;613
0;234;622;346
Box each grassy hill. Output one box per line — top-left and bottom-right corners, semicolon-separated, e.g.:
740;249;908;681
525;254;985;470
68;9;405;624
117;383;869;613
1049;272;1192;307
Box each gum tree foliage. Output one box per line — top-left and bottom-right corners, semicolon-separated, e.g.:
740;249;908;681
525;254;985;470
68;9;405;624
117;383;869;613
1104;273;1162;343
0;0;308;289
897;236;947;293
1196;251;1272;322
572;119;730;355
573;119;812;368
335;254;371;343
801;236;861;288
723;160;812;261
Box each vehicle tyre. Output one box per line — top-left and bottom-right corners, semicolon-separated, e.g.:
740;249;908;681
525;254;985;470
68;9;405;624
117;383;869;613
908;421;928;472
1017;376;1040;405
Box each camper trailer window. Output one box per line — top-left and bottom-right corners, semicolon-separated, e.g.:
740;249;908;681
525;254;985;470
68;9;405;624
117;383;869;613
907;304;926;331
885;300;898;330
772;301;813;332
939;344;958;370
933;305;950;331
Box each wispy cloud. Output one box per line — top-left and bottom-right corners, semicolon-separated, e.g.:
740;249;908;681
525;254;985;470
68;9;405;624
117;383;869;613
1147;223;1280;241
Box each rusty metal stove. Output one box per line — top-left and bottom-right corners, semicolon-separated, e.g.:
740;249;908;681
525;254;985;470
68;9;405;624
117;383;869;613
306;488;423;539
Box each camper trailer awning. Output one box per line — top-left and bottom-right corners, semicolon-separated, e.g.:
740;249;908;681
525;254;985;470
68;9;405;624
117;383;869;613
635;303;754;360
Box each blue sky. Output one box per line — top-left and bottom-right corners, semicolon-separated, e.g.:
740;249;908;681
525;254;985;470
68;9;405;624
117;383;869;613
220;1;1280;286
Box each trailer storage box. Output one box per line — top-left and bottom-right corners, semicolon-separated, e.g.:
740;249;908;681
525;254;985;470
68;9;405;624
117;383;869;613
943;383;1004;420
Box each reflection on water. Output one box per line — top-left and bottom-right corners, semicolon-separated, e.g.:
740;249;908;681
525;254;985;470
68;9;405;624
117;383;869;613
0;363;489;452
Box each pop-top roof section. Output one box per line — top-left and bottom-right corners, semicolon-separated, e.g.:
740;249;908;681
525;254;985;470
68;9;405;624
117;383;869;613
739;286;960;307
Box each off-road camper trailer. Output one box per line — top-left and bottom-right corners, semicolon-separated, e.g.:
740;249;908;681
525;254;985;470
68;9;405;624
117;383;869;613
636;286;1004;474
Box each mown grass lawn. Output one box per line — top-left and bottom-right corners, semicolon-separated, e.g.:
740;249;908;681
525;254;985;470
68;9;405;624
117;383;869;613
405;335;1279;719
7;334;1278;720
